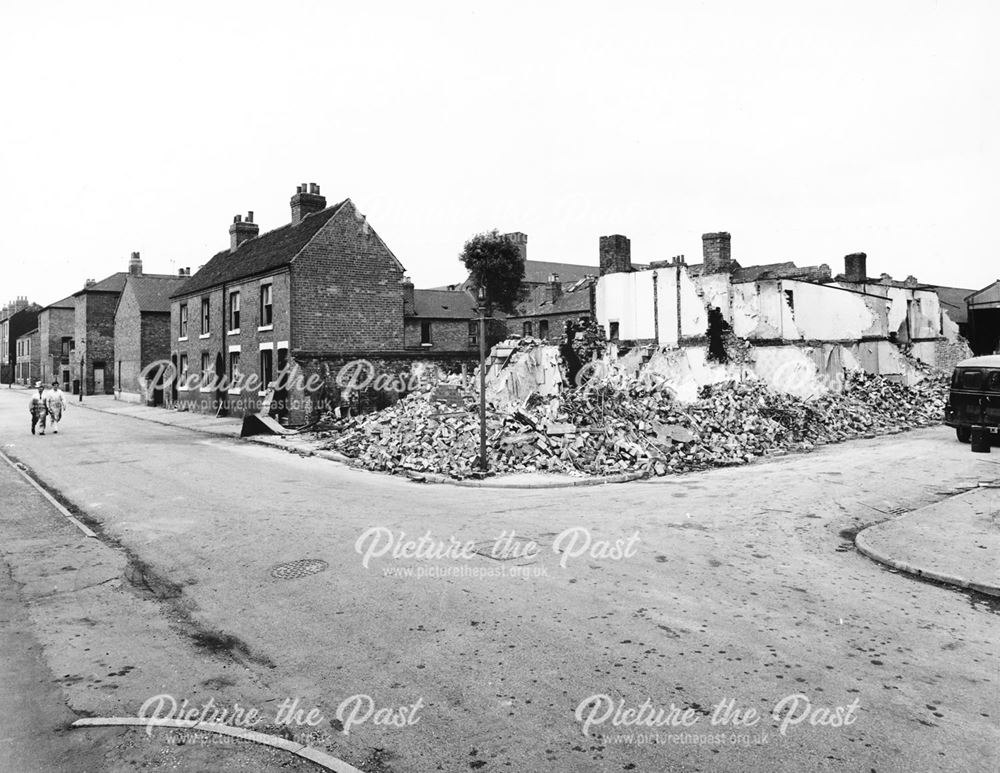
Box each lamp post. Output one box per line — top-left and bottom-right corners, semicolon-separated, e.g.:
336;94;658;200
477;286;488;472
79;347;85;402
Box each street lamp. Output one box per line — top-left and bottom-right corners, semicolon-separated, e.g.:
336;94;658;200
477;286;488;472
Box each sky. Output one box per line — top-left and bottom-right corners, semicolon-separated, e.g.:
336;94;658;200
1;0;997;310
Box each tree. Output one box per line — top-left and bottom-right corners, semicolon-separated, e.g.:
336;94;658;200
459;230;527;315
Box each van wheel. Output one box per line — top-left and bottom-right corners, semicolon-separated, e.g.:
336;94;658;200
956;427;971;443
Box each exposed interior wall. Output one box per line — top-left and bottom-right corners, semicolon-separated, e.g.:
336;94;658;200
780;281;883;340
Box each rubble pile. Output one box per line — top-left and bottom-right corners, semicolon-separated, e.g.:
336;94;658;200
316;371;949;479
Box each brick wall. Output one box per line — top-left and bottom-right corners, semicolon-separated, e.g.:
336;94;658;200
15;330;40;385
114;284;143;397
286;352;477;424
508;311;595;341
291;202;405;353
73;292;119;395
403;318;475;352
170;272;292;415
39;307;75;390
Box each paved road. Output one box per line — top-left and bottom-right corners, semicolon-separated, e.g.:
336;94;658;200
0;388;997;772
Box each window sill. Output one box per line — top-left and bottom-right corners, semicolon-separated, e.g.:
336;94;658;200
199;333;211;340
199;387;214;393
228;329;240;336
227;388;242;395
178;337;188;342
257;325;273;332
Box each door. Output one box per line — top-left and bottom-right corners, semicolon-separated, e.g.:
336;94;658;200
93;367;105;394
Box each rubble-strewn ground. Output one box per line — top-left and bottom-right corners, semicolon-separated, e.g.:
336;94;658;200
316;370;949;479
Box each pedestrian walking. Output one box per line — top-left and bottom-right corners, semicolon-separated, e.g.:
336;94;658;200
45;380;67;434
29;382;47;435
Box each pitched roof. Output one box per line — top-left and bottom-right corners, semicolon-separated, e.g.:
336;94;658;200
511;277;594;318
966;280;1000;307
522;260;598;284
40;294;77;311
73;272;128;296
126;275;191;313
410;289;478;319
173;201;348;298
930;285;976;324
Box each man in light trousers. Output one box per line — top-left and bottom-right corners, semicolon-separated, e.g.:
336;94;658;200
44;381;67;434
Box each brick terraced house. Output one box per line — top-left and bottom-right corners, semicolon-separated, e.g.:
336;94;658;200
73;253;177;395
113;266;190;404
15;327;40;385
169;183;462;423
36;294;76;391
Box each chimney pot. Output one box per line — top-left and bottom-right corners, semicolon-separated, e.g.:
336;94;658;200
247;211;253;223
229;210;260;250
290;181;327;224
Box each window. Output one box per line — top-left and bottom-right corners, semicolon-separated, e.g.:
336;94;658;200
960;370;983;390
468;320;478;346
259;348;274;390
201;352;211;379
609;321;620;342
420;321;432;346
61;337;72;357
260;284;273;327
179;354;189;383
987;371;1000;391
179;304;188;338
229;291;240;331
784;290;795;313
229;351;241;382
539;320;549;339
523;321;533;337
200;298;211;335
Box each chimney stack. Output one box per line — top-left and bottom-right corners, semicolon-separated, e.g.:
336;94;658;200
401;276;415;315
129;251;142;276
290;182;326;224
844;252;867;283
229;211;260;250
702;232;732;274
503;232;528;263
85;278;96;288
599;234;632;276
548;273;562;303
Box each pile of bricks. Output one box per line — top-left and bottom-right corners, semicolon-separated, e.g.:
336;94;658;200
317;371;949;479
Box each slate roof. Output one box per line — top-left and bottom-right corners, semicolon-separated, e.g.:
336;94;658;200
511;277;594;318
126;275;191;313
40;294;77;311
930;285;976;324
173;201;348;298
73;272;128;296
522;260;598;284
410;289;478;319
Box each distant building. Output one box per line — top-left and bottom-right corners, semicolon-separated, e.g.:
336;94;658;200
15;327;40;385
37;294;76;392
0;298;39;384
966;280;1000;355
113;269;190;404
73;252;176;395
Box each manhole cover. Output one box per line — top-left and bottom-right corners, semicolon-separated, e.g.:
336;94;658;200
270;559;329;580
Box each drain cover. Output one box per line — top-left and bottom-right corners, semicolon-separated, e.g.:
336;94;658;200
270;559;329;580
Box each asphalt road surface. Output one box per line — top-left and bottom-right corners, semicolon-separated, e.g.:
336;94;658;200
0;388;997;772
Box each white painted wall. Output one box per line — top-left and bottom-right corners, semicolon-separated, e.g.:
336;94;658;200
596;267;697;345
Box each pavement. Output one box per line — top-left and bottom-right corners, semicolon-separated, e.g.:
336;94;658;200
856;485;1000;597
